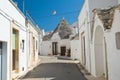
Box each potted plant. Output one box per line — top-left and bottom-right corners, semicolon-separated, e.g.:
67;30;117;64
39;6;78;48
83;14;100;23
67;48;71;57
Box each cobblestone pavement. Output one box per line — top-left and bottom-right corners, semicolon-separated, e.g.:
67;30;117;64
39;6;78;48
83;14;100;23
20;56;87;80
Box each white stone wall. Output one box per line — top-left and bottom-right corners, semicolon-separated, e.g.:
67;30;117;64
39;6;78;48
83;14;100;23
78;0;91;72
50;33;71;55
27;22;39;67
0;13;11;80
19;28;27;74
71;40;81;61
92;9;120;80
0;0;29;79
0;0;42;80
78;0;118;74
41;41;52;56
58;39;71;55
41;39;71;56
105;10;120;80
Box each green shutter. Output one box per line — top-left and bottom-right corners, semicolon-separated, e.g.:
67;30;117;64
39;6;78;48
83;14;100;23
12;30;16;49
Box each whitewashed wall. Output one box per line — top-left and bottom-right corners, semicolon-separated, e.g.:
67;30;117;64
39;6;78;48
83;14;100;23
27;22;39;67
105;10;120;80
41;32;71;56
78;0;118;74
0;0;28;80
92;9;120;80
41;41;52;56
19;28;27;74
58;39;71;55
50;33;71;55
0;13;11;80
41;39;70;56
78;0;91;72
71;40;81;60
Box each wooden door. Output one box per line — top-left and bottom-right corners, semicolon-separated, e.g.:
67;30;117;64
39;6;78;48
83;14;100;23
61;47;66;56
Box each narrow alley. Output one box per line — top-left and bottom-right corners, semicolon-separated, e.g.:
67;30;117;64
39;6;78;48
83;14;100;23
0;0;120;80
20;56;87;80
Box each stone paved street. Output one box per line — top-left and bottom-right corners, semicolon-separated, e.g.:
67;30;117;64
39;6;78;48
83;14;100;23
20;56;87;80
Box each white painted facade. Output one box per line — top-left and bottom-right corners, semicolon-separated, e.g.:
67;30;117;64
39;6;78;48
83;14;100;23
51;33;71;55
41;33;71;56
78;0;118;74
70;40;81;60
0;11;11;80
0;0;42;80
106;10;120;80
0;0;27;79
26;21;39;68
19;26;27;74
58;39;71;55
92;8;120;80
41;41;52;56
41;40;71;56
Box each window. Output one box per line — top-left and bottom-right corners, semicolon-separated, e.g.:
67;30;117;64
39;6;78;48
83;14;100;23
22;40;25;52
116;32;120;49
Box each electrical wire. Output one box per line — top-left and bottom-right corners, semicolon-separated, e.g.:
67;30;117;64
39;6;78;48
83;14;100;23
39;10;80;18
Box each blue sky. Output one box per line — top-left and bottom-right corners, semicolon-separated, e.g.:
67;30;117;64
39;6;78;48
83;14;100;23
13;0;84;32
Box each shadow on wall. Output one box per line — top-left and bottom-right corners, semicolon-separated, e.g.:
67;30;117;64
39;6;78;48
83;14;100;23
21;63;87;80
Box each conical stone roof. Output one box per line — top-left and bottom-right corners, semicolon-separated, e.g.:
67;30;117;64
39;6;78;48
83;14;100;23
52;18;73;39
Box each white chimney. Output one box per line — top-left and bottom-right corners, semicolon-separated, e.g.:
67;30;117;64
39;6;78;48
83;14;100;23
42;29;45;36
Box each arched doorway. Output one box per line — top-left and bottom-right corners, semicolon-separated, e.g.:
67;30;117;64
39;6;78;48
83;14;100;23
94;26;108;78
